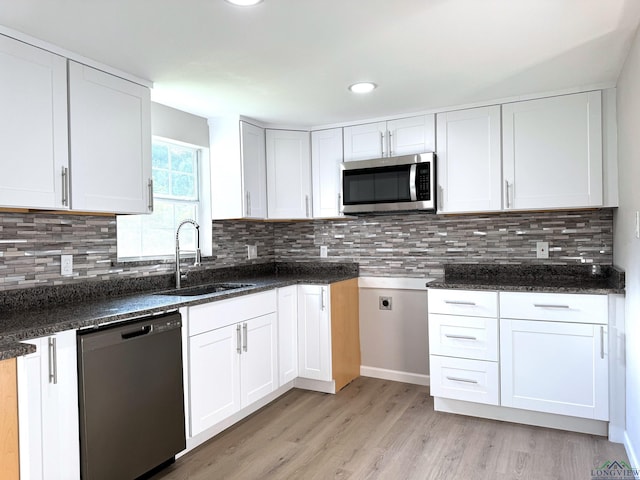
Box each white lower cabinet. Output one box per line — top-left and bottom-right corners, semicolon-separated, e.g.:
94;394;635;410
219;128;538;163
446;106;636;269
17;329;80;480
277;286;298;385
297;285;332;381
185;292;277;437
500;292;609;421
429;288;610;426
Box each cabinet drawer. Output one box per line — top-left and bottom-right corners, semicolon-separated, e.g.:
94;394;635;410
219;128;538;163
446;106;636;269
428;314;498;361
499;292;607;324
188;290;277;336
428;289;498;317
429;356;499;405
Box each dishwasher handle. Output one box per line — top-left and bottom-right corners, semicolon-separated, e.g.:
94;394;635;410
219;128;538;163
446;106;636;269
121;325;153;340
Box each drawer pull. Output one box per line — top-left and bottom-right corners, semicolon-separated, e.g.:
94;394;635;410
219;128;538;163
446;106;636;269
444;301;477;306
446;376;478;384
444;334;478;341
533;304;570;309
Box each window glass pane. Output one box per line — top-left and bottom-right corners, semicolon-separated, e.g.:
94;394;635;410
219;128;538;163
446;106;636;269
170;147;195;174
152;143;169;169
152;169;170;195
171;173;196;198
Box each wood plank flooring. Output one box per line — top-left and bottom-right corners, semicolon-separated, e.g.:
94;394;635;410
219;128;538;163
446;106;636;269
151;377;628;480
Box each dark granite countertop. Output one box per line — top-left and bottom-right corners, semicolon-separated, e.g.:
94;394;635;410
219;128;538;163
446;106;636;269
0;262;358;360
428;264;625;295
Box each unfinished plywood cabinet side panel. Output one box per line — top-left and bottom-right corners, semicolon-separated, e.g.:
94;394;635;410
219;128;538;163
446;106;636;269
0;358;20;480
331;278;361;391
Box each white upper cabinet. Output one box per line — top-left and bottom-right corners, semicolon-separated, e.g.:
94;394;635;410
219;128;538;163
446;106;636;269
240;121;268;218
266;129;312;219
68;61;152;214
0;35;69;210
436;106;502;213
387;115;436;157
502;91;603;210
210;118;267;219
311;128;343;218
343;114;435;161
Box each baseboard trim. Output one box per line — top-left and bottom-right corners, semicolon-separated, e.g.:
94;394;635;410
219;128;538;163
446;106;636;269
434;397;608;436
360;366;429;386
624;430;640;477
294;377;336;394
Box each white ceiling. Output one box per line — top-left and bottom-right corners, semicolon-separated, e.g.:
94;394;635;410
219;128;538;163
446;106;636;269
1;0;640;127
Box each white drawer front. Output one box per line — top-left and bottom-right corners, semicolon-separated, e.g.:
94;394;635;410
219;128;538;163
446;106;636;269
428;289;498;317
188;290;277;336
499;292;607;324
429;314;498;361
430;356;499;405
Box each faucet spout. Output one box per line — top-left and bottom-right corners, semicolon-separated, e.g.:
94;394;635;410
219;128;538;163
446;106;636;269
175;219;202;289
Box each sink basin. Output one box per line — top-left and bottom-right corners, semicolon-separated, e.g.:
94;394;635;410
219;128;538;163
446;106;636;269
154;283;255;297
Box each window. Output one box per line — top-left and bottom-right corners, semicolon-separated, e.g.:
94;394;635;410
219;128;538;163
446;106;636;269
117;138;211;260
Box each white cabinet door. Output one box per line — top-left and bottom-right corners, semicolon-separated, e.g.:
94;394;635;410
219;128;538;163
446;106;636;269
436;106;502;213
0;35;69;210
266;129;312;218
343;122;386;161
387;114;435;157
17;330;80;480
68;61;152;214
502;91;603;210
240;313;277;407
188;325;241;436
500;319;608;420
241;121;267;218
297;285;331;381
277;286;298;385
311;128;343;217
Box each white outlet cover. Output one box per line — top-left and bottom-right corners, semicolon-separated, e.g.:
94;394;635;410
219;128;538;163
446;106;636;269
320;246;328;258
536;241;549;259
247;245;257;259
61;254;73;275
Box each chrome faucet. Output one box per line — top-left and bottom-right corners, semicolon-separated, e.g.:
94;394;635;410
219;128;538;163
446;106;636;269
175;219;202;289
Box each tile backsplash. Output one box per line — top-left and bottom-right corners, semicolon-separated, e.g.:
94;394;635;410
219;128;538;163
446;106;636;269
0;209;613;291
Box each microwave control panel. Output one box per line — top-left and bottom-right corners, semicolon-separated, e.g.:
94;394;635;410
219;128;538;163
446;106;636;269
416;163;431;201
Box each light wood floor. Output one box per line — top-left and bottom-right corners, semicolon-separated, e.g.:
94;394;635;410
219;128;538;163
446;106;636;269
152;377;628;480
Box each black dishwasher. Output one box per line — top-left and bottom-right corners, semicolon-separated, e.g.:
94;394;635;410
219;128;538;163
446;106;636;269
77;312;186;480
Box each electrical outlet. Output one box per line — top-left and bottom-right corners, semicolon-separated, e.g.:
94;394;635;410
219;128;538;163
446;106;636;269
61;254;73;276
247;245;258;260
536;241;549;259
320;246;328;258
379;296;392;310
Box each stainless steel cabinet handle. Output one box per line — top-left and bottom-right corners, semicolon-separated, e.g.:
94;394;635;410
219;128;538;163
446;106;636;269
243;323;248;352
444;334;478;341
533;304;570;309
305;195;310;218
600;326;605;359
321;287;326;311
388;131;393;156
446;376;478;384
48;337;58;384
380;132;385;157
245;191;250;216
438;185;444;210
236;324;242;354
444;300;477;306
338;194;342;215
505;180;511;208
148;178;154;212
61;167;69;206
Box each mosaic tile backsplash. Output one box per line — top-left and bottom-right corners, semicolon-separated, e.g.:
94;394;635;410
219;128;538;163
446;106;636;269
0;209;613;291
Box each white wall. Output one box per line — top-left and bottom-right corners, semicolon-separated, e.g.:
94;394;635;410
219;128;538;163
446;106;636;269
151;102;209;147
615;24;640;468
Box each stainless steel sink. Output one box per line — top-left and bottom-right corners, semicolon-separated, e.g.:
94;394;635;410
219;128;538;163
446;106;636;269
154;282;255;297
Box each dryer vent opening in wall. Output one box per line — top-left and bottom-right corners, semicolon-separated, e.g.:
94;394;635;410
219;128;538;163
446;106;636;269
379;296;392;310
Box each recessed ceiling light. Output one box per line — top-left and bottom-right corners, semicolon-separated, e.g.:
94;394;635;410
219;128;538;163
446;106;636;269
349;82;377;94
225;0;263;5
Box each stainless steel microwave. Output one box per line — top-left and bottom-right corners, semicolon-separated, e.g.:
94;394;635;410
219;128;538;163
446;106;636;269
340;153;436;213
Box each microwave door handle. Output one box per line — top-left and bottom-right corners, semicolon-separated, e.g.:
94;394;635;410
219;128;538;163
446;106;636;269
409;164;417;201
